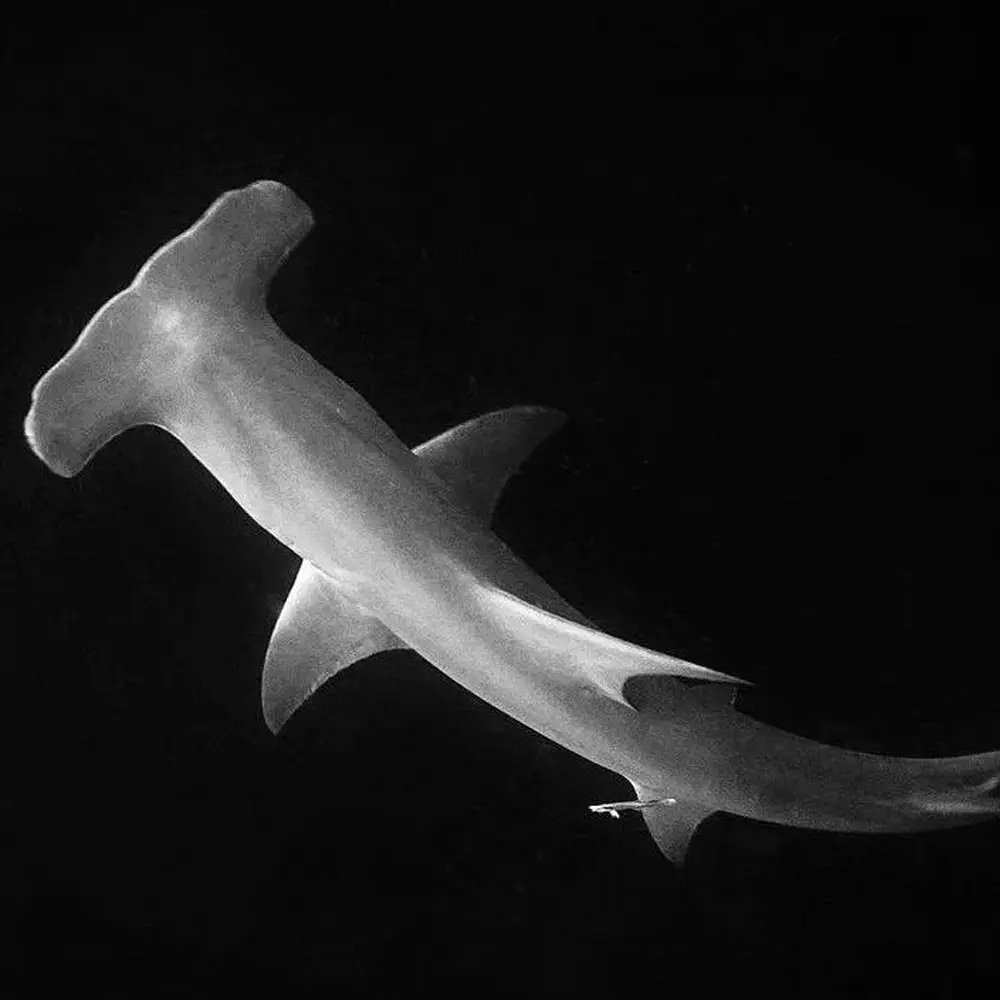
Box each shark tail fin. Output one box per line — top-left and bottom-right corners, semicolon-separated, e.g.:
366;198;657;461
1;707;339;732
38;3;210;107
902;751;1000;820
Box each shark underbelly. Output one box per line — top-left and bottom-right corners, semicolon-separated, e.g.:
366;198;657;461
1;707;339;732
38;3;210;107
352;550;708;797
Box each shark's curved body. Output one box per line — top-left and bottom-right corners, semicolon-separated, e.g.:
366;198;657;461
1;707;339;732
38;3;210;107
25;181;998;863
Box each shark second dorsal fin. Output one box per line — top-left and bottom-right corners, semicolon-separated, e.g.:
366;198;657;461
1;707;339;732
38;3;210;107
262;407;570;731
473;584;751;707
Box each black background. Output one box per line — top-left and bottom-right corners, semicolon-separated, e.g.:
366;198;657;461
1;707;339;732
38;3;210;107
4;10;994;997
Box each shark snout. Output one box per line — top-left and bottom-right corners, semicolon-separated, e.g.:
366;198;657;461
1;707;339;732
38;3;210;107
25;181;316;478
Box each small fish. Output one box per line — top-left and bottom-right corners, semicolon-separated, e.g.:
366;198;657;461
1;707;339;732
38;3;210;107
25;181;999;865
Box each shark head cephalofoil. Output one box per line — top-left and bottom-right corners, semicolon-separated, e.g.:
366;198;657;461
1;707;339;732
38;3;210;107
24;181;314;478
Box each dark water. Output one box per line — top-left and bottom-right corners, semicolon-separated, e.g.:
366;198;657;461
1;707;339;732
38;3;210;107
5;11;992;996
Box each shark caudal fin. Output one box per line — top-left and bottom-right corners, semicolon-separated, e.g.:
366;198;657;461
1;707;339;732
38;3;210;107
901;751;1000;822
25;181;314;478
261;406;573;732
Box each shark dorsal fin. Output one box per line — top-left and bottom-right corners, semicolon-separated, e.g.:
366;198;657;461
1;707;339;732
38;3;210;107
262;407;570;732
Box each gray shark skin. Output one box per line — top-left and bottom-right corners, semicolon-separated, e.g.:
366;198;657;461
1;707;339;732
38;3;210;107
24;181;999;865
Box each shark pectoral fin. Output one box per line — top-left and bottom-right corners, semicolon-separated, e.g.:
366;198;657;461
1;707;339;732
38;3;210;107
413;406;568;523
475;585;751;707
260;407;568;735
627;781;716;866
262;562;407;734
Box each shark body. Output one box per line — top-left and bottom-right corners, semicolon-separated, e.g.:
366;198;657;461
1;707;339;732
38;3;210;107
24;181;999;863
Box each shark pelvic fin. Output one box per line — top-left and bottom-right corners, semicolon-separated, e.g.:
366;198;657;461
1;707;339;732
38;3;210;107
684;682;739;712
627;781;716;866
474;585;751;707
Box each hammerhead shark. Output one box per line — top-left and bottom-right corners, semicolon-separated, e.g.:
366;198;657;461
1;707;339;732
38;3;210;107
24;181;999;864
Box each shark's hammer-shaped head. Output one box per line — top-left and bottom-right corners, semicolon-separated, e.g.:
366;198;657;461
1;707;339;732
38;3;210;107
24;181;315;477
